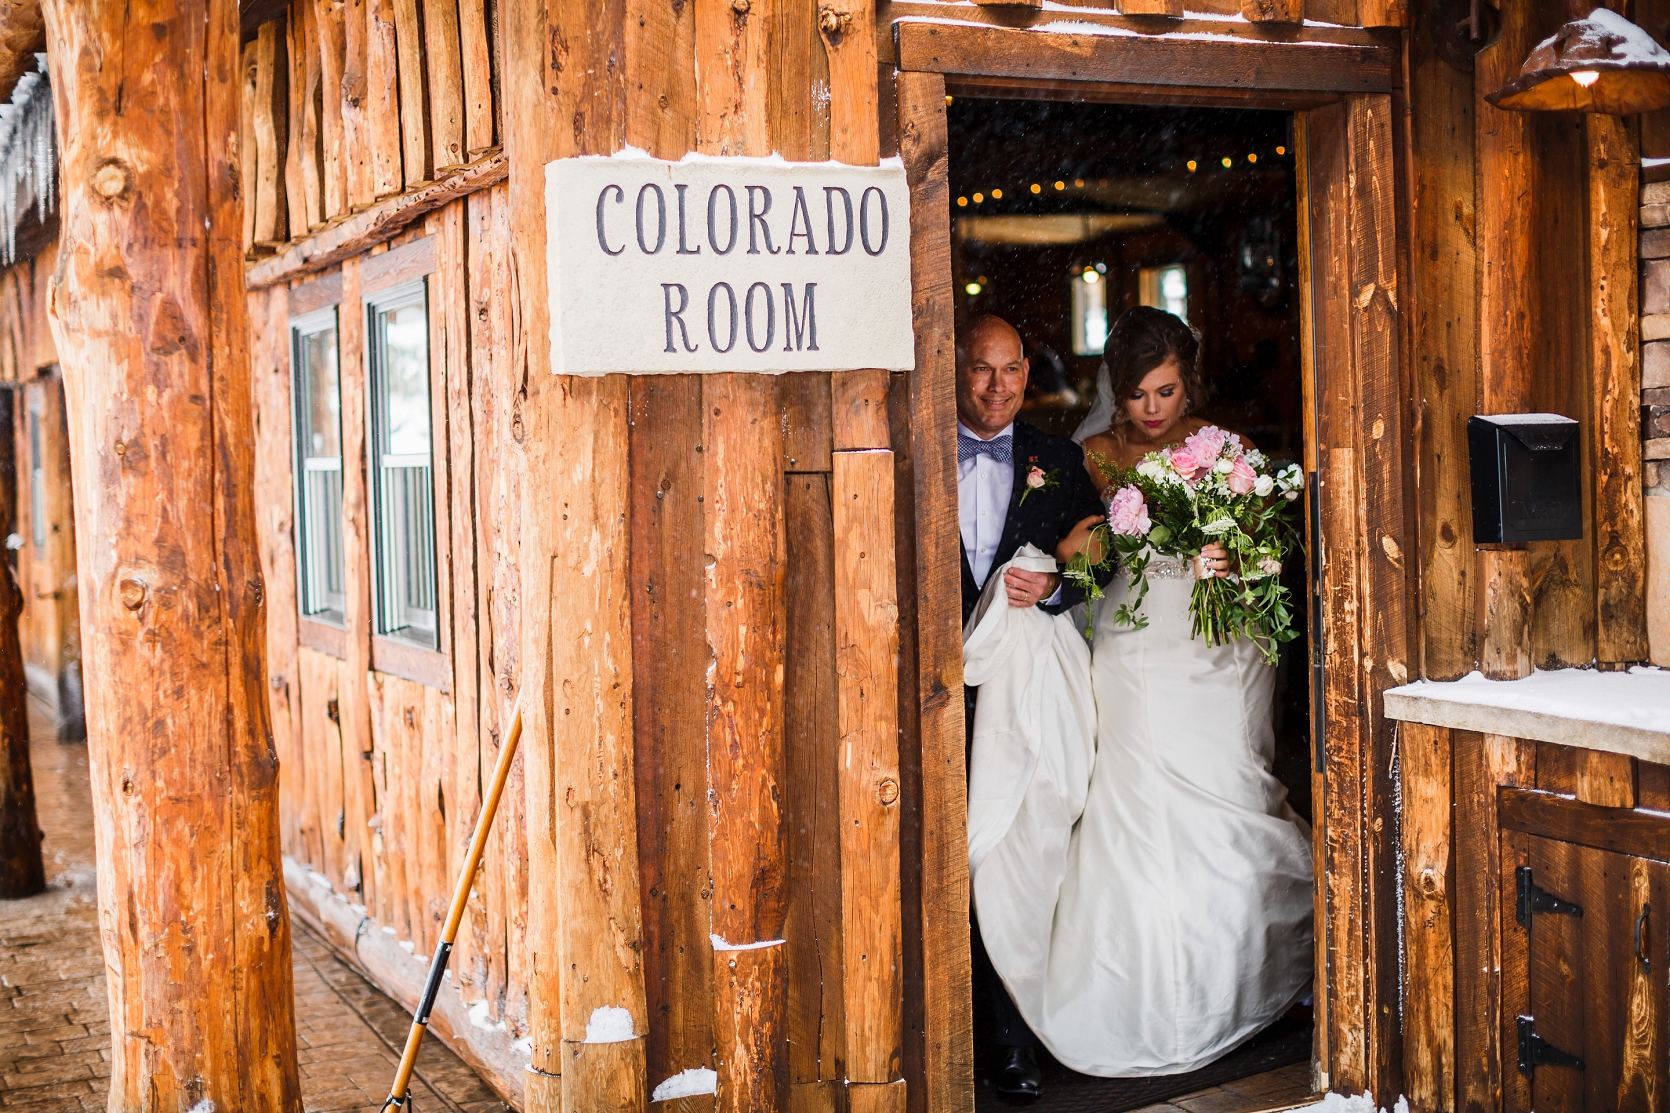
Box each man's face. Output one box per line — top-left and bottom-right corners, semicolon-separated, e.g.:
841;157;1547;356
956;324;1029;439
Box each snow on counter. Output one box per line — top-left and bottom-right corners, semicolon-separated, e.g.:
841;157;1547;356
1384;667;1670;761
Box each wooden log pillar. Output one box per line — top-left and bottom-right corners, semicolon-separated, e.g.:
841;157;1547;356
38;0;303;1106
1584;113;1649;668
501;0;652;1109
0;389;44;897
1474;0;1536;680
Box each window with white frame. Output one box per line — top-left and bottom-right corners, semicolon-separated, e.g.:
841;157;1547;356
292;308;346;624
1070;265;1109;356
1139;264;1189;322
367;280;438;650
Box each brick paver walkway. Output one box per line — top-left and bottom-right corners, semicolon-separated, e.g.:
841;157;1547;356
0;699;509;1112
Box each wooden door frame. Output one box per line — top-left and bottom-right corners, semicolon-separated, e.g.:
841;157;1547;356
893;28;1414;1113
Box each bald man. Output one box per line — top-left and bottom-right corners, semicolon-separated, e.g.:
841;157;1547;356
957;314;1106;1100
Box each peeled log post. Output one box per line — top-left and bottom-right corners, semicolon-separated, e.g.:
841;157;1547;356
39;0;303;1106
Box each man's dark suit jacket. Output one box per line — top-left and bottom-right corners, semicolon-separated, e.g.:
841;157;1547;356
960;420;1109;627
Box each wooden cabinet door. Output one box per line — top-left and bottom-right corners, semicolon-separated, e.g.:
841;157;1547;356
1508;834;1670;1113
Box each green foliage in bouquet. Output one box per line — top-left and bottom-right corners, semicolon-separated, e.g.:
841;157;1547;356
1061;425;1305;666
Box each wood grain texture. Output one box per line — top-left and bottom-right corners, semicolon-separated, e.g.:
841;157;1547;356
1241;0;1302;27
458;0;495;156
782;372;834;472
1409;0;1477;681
783;472;844;1085
834;448;904;1084
1586;113;1649;667
424;0;467;171
297;0;327;227
695;0;771;155
337;255;379;913
714;944;790;1113
1574;749;1636;809
247;151;505;287
285;4;311;236
895;70;974;1113
315;0;348;219
40;0;303;1101
564;1037;652;1113
392;0;432;185
1499;788;1670;862
890;21;1395;94
769;0;825;162
631;377;717;1092
626;0;698;159
821;0;878;163
1399;722;1453;1113
834;369;891;451
1120;0;1185;18
1454;731;1533;1113
705;373;789;1111
342;0;374;210
1473;0;1534;680
250;285;304;863
367;0;403;197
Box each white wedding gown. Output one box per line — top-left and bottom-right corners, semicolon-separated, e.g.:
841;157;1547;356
967;551;1315;1078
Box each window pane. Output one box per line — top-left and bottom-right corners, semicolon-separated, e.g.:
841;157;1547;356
1071;270;1108;356
294;315;346;623
27;400;44;550
1139;264;1189;323
371;286;438;650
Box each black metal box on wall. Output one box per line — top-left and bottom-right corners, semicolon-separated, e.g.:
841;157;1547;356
1467;414;1583;544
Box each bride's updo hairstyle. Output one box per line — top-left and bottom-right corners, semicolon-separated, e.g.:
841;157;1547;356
1104;306;1203;429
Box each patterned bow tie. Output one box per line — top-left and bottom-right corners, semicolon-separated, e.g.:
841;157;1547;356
958;433;1013;464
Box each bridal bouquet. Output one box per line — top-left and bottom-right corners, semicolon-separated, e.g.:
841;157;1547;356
1063;425;1304;665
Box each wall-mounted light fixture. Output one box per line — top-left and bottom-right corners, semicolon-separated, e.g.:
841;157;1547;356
1485;6;1670;114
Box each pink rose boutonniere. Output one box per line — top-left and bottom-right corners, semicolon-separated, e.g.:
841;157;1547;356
1018;456;1060;505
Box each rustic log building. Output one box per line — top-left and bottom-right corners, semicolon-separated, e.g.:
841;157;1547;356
3;0;1670;1108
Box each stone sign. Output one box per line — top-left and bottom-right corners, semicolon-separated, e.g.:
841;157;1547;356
545;153;916;375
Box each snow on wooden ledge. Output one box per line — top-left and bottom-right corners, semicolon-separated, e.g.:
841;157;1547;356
1384;667;1670;762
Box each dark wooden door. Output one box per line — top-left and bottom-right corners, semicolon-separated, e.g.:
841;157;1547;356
1507;834;1670;1113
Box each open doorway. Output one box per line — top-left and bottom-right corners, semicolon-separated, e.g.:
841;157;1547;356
947;95;1316;1111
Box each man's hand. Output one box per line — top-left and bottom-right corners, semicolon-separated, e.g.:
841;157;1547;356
1004;567;1058;608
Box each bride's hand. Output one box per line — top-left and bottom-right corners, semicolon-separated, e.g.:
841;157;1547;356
1200;543;1234;578
1056;514;1107;565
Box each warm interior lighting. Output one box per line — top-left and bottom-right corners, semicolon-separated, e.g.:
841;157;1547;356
1276;145;1286;155
965;282;982;295
973;192;984;203
1030;183;1041;194
1220;157;1232;168
1187;160;1197;172
1074;178;1084;187
1248;153;1258;163
1054;180;1065;190
1487;7;1670;114
946;95;954;105
991;188;1002;199
957;196;968;207
1082;268;1100;284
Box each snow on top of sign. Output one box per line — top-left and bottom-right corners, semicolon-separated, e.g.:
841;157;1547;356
562;146;905;171
894;13;1364;44
710;934;786;952
653;1069;719;1102
1475;412;1576;425
1387;667;1670;735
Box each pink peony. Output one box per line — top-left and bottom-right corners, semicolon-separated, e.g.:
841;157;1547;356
1166;449;1203;481
1227;458;1257;495
1107;485;1152;537
1183;425;1229;464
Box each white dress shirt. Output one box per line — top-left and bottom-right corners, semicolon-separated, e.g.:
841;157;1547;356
959;421;1014;589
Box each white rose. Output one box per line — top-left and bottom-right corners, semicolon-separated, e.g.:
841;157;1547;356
1254;474;1275;497
1214;457;1234;474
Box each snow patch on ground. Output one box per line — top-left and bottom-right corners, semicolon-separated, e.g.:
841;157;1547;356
653;1068;719;1101
585;1005;636;1043
1316;1094;1409;1113
468;1001;511;1033
512;1037;533;1058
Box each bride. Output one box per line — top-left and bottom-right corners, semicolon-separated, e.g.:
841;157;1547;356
966;306;1314;1078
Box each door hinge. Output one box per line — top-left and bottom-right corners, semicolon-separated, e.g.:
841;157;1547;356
1518;1015;1584;1077
1516;866;1584;928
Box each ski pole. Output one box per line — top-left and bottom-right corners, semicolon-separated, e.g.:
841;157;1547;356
381;698;524;1111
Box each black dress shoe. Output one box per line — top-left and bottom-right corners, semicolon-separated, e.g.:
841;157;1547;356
994;1046;1043;1103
